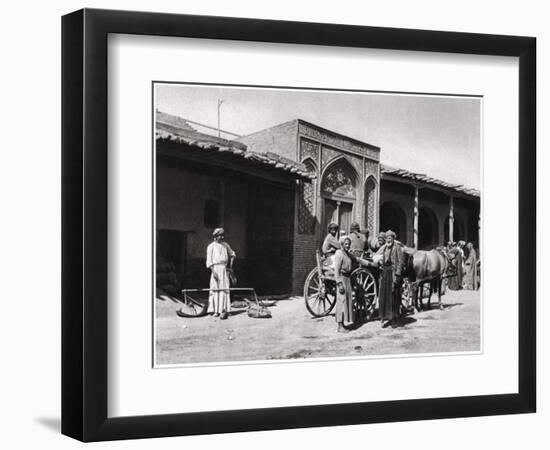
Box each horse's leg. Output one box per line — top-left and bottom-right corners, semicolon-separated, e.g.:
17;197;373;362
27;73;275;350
410;282;420;313
437;276;443;309
428;279;433;309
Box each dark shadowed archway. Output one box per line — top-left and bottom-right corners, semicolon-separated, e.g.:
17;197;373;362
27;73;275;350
418;207;439;249
444;214;465;244
380;202;407;244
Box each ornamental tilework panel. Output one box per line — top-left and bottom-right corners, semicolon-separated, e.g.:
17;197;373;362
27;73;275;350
299;122;380;160
321;159;357;199
322;147;362;178
364;158;379;178
321;146;340;167
349;155;363;178
298;160;317;234
365;177;377;235
300;138;319;163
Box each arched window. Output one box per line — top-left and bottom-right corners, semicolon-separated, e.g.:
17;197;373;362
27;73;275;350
298;159;317;234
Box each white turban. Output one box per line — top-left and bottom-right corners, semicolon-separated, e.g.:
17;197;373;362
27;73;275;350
212;228;224;237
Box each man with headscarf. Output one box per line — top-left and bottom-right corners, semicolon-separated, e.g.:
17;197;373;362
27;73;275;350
368;231;386;255
377;230;405;328
206;228;236;319
447;242;463;290
322;222;341;258
321;222;341;273
348;221;367;257
333;235;372;333
463;242;478;290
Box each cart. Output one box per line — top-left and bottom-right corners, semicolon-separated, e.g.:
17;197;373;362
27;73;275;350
303;251;411;322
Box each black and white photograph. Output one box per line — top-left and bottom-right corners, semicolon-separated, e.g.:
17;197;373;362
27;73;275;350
154;83;482;366
1;0;542;447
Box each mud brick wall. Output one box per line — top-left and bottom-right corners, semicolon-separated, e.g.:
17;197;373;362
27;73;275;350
291;228;319;295
246;181;295;296
237;120;298;161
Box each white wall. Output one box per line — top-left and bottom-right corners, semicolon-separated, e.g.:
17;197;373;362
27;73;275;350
0;0;546;449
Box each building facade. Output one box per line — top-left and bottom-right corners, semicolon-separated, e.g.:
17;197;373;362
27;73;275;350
238;119;381;294
156;112;311;295
156;112;480;297
380;166;480;250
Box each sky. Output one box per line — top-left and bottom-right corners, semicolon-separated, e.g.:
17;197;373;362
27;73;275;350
156;84;481;190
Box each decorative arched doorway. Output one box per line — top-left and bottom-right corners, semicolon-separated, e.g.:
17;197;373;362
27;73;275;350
380;202;407;243
320;157;358;234
418;207;439;249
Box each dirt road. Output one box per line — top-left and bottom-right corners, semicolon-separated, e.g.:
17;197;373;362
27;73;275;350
155;289;480;365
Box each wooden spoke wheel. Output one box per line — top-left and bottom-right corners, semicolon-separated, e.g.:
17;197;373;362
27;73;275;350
351;268;378;321
304;268;337;317
176;293;209;318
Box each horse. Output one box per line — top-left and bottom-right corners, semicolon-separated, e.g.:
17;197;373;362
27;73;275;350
405;247;453;311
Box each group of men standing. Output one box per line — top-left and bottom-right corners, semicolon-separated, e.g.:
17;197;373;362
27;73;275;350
447;240;479;291
322;222;405;332
203;222;478;327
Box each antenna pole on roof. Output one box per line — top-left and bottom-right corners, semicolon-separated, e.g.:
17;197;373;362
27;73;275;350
217;99;224;137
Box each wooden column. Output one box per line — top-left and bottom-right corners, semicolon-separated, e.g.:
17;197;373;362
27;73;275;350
413;185;419;249
449;195;455;242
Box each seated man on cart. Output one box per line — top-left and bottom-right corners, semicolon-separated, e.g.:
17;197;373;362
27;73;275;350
321;222;341;273
348;221;368;258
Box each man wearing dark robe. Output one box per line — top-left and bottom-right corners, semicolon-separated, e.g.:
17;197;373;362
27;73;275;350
447;242;463;290
377;230;405;328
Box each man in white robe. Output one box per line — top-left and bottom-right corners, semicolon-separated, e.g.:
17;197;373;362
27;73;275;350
206;228;236;319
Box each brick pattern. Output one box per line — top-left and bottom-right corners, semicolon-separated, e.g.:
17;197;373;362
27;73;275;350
237;120;298;161
292;232;319;295
246;181;294;295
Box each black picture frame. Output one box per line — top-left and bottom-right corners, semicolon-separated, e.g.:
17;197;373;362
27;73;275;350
61;8;536;442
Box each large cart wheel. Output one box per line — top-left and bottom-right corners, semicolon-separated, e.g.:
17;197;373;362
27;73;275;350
351;268;378;321
304;267;336;317
176;292;209;318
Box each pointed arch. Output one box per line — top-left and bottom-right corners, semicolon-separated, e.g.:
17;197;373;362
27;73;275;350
320;156;358;201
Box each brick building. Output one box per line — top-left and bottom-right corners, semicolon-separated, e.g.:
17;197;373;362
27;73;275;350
156;112;480;297
156;111;312;295
237;119;381;294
